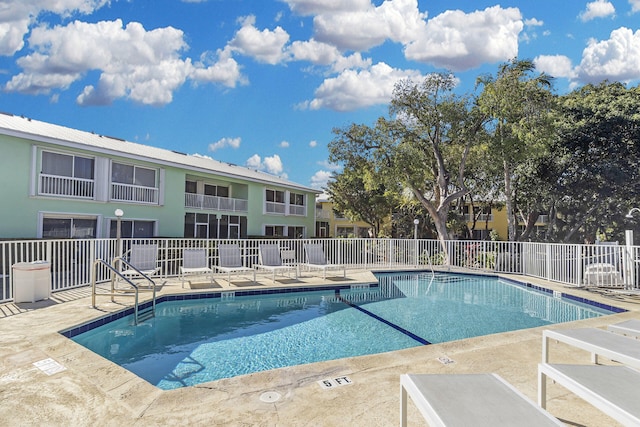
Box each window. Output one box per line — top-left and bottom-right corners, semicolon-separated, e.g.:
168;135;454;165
266;189;285;203
205;184;229;197
40;151;95;198
289;192;306;215
42;151;94;179
265;189;286;214
112;163;156;187
109;220;155;238
185;180;197;194
287;226;305;239
265;225;285;237
42;216;97;239
337;226;354;238
184;213;246;238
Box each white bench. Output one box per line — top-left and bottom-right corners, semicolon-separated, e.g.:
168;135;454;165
400;373;562;426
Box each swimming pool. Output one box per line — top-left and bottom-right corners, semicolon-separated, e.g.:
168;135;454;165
65;272;621;390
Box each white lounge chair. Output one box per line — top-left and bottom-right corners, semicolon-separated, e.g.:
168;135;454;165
301;243;345;278
583;263;624;287
608;319;640;339
121;244;161;280
538;363;640;426
180;248;214;288
216;244;255;284
400;373;562;427
542;327;640;369
255;244;297;282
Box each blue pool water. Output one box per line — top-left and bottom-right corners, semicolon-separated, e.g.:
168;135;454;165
68;273;618;390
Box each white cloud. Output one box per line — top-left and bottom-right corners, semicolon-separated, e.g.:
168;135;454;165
524;18;544;27
288;39;342;65
534;55;578;79
310;170;333;189
282;0;371;16
579;0;615;22
279;140;290;148
4;18;246;104
631;0;640;13
228;15;290;64
404;6;523;71
577;27;640;82
0;0;110;56
309;140;318;147
302;62;425;111
313;0;427;51
246;153;286;177
209;137;241;151
191;46;248;88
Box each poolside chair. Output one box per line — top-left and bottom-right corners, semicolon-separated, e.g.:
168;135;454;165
121;244;161;280
401;373;563;427
180;248;214;288
255;244;297;282
301;243;345;279
538;363;640;426
216;244;255;284
542;327;640;368
583;241;624;287
608;319;640;339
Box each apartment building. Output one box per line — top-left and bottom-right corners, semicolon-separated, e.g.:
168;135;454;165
0;113;319;240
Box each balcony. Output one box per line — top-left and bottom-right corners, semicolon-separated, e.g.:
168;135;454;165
39;174;94;199
316;209;331;219
464;214;494;222
185;193;248;212
111;183;159;204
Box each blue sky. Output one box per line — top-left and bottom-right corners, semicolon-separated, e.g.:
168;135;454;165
1;0;639;190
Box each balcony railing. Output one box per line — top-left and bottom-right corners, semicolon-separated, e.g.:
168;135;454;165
184;193;248;212
39;174;94;199
289;205;305;216
266;201;286;214
316;209;331;219
111;183;159;204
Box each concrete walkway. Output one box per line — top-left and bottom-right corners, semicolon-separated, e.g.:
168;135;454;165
1;269;639;426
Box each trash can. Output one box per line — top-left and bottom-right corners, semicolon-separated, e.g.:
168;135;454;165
12;261;52;303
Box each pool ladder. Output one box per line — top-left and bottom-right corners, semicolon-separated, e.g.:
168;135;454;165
91;258;157;325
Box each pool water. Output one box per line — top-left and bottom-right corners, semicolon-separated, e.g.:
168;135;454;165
69;273;615;390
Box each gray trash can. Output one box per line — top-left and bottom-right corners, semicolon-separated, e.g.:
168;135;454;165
12;261;52;303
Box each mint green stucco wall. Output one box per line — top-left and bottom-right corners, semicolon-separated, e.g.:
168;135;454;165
0;134;317;239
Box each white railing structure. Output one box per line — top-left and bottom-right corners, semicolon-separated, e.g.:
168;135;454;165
288;205;305;216
111;183;159;204
184;193;249;212
39;174;95;199
1;238;638;303
265;201;286;214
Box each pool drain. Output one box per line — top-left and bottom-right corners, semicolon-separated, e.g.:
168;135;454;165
260;391;281;403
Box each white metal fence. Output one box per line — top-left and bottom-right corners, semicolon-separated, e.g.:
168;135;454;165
1;238;638;303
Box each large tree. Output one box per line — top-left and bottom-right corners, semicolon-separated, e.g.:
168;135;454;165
548;81;640;243
476;59;555;241
326;159;397;237
329;73;483;256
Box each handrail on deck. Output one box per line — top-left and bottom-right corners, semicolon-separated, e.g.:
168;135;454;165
90;258;157;325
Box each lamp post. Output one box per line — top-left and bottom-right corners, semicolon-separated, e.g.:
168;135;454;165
115;208;124;257
624;208;639;288
413;219;419;240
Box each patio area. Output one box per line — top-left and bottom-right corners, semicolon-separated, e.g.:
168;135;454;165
1;270;639;426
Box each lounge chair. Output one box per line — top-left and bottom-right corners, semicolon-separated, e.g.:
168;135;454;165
255;244;297;282
301;243;345;278
542;327;640;368
121;244;161;280
538;363;640;426
180;248;214;288
608;319;640;339
400;373;562;426
215;244;255;284
583;263;624;287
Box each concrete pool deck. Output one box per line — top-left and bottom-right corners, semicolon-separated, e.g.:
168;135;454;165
1;268;639;426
